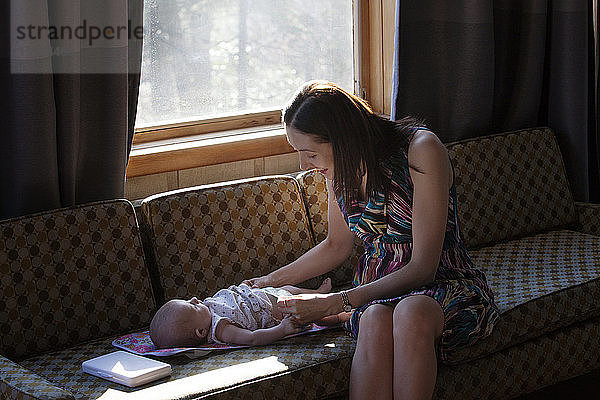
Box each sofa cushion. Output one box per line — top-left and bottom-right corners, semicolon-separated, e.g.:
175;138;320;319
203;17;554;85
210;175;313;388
296;170;364;288
445;229;600;365
16;319;600;400
18;330;355;400
447;127;578;249
0;354;75;400
575;201;600;236
435;316;600;400
140;176;315;302
0;200;156;361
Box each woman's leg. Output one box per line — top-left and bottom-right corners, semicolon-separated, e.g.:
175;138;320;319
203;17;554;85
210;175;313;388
349;304;394;400
392;295;444;400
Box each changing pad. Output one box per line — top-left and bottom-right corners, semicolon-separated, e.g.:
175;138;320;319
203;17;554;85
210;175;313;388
113;324;337;358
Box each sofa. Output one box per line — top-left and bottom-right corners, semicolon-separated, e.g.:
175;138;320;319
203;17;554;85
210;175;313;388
1;127;599;399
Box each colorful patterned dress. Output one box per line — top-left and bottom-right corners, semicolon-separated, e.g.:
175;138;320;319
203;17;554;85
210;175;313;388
337;141;500;362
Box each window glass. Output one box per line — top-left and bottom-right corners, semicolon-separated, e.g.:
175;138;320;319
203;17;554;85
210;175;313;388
136;0;354;129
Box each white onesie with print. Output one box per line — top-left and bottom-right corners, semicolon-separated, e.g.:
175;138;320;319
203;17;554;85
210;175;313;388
203;283;292;344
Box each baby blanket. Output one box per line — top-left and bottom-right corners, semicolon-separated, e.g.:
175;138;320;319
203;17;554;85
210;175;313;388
112;324;338;358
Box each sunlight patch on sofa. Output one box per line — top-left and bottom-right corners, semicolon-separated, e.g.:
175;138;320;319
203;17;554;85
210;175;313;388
97;356;289;400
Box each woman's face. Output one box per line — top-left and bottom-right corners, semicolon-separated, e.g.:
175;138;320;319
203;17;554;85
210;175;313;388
285;126;334;180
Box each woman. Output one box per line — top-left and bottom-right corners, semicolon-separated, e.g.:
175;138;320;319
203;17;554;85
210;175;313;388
244;81;499;399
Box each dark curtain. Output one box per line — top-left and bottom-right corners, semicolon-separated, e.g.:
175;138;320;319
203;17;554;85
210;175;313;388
391;0;600;202
0;0;143;220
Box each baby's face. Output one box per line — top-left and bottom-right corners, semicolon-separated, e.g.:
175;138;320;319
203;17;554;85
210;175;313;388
183;297;212;338
168;297;212;344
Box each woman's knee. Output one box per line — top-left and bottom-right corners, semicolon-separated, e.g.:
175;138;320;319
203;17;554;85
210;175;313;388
392;296;444;342
354;304;394;366
357;304;394;343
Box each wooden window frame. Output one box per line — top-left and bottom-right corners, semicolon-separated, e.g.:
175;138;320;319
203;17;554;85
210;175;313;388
127;0;392;178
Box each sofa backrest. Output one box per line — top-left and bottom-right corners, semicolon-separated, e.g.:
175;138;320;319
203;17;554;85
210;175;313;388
140;176;316;303
296;170;364;288
296;127;577;259
447;127;578;249
0;200;156;360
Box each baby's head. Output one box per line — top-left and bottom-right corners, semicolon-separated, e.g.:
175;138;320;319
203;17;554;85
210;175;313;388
149;297;212;348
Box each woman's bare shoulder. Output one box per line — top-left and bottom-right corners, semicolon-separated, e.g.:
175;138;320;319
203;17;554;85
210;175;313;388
407;130;447;167
407;130;452;186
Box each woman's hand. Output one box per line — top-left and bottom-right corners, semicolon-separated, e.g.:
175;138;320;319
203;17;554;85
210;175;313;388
279;315;310;336
241;275;273;288
277;293;342;325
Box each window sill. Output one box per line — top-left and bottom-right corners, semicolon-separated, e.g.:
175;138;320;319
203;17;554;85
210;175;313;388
126;125;294;178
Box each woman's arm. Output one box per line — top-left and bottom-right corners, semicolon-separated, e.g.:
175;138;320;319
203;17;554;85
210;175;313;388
280;132;451;322
245;178;356;287
348;131;450;305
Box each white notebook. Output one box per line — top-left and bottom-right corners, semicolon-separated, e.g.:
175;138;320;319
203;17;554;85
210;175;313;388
82;351;171;387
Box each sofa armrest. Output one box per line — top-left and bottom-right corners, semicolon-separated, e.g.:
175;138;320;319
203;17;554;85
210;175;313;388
0;354;74;400
574;202;600;236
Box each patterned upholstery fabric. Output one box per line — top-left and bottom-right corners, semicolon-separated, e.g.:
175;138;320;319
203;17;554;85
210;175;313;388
296;170;364;288
0;354;74;400
18;330;355;400
140;176;315;302
575;202;600;236
15;318;600;400
445;229;600;364
0;200;155;361
434;317;600;400
446;127;578;249
295;170;328;244
206;358;352;400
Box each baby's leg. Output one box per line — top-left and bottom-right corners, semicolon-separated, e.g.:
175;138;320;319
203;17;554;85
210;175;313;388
316;312;352;326
281;277;332;295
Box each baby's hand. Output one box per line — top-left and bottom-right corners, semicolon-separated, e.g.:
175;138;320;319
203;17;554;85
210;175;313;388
280;315;310;336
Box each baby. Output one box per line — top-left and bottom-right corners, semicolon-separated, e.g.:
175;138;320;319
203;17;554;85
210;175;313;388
150;278;343;348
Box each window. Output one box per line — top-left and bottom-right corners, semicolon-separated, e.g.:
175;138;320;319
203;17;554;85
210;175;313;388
135;0;355;131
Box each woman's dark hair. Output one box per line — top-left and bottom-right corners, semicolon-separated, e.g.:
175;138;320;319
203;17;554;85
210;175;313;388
283;80;422;207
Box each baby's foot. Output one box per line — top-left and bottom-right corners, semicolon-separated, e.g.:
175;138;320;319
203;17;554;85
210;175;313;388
317;277;332;293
